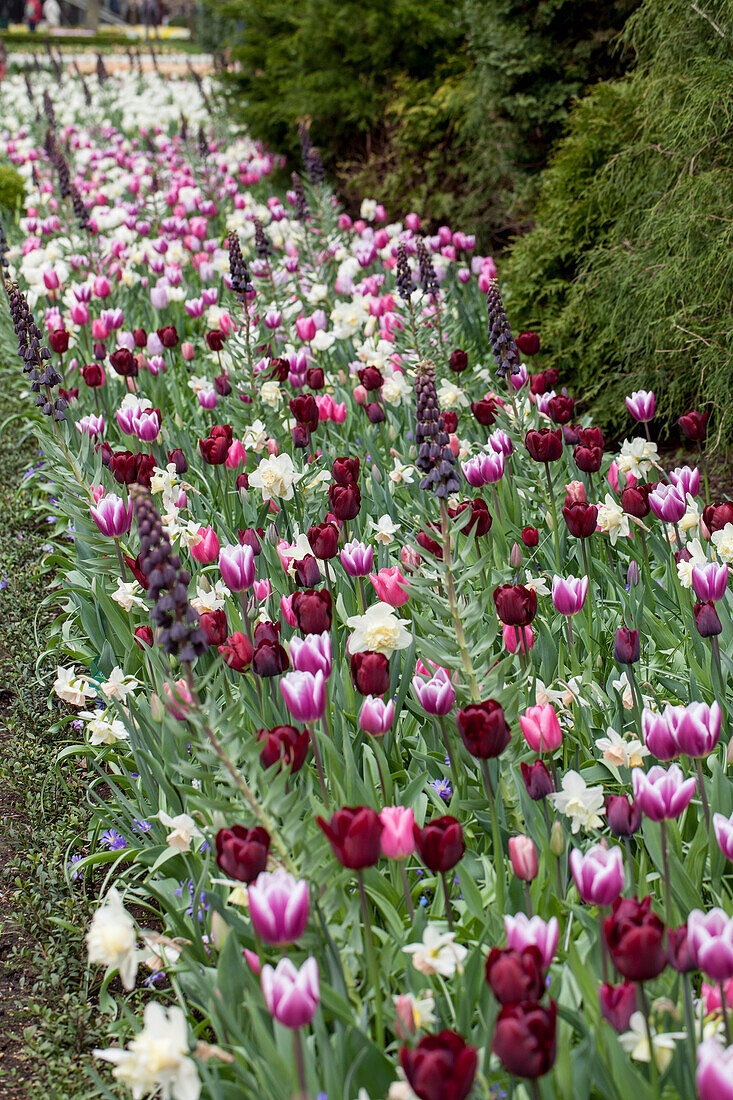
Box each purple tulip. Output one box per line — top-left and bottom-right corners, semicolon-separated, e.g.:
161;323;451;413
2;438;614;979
569;844;625;907
632;763;697;821
461;451;504;487
551;575;589;616
77;413;105;437
359;695;395;735
642;708;678;761
412;667;456;716
289;632;332;678
691;561;728;602
666;700;721;758
687;908;733;981
713;812;733;860
648;483;687;523
488;429;513;457
340;539;374;578
90;494;132;538
669;465;700;499
697;1039;733;1100
218;543;255;591
150;285;169;310
279;669;326;723
504;913;558;969
261;956;320;1029
625;390;655;422
132;408;161;442
248;870;309;945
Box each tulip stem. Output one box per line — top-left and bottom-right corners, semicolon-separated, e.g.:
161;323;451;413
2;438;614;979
682;974;698;1095
481;760;506;914
659;820;672;930
439;499;480;702
524;881;532;917
307;724;329;809
357;872;385;1047
114;538;128;581
710;636;724;697
598;909;608;984
698;442;711;505
544;462;561;571
441;871;454;931
695;759;710;829
437;717;461;804
531;1083;541;1100
292;1028;309;1100
400;863;415;922
638;983;660;1099
720;980;732;1045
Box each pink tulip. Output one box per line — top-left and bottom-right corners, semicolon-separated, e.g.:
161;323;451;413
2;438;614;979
569;844;624;906
369;566;409;607
632;764;697;821
648;483;686;523
90;494;132;538
253;579;271;602
77;414;105;437
359;695;395;735
509;835;538;882
411;667;455;716
280;670;326;723
379;806;415;859
551;575;588;616
295;315;317;342
281;594;298;627
219;543;255;591
340;540;374;578
261;957;319;1029
199;389;218;410
181;341;195;361
688;909;733;981
714;812;733;860
43;268;60;290
93;275;111;298
226;440;247;469
519;704;562;753
504;913;558;968
70;301;90;325
692;561;728;602
625;390;655;422
248;870;309;945
697;1039;733;1100
289;632;332;678
190;526;220;564
162;678;194;720
91;318;109;341
150;285;169;310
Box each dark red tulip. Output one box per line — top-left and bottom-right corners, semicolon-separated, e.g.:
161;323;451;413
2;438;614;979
206;329;227;351
574;444;603;473
215;825;270;883
544;368;559;387
82;362;105;387
331;457;359;486
317;806;383;870
400;1030;477;1100
134;625;154;648
492;1000;557;1079
254;621;281;647
308;521;340;560
132;328;147;348
521;526;539;548
604;896;666;982
200;424;233;465
49;328;70;354
358;366;383;391
293;555;323;587
257;725;310;773
493;583;537;627
529;373;546;396
239;527;263;555
456;700;511;759
167;448;188;475
236;472;249;492
678;409;709;442
547;394;574;425
599;982;637;1032
306;366;325;390
218;632;254;672
562;501;598;539
448;498;492;537
694;600;722;637
199;609;228;646
157;324;179;348
214;374;232;396
516;331;540;356
562;423;582;445
329;483;361;520
621;484;652;518
290;394;319;432
471;397;498;427
416;527;443;559
613;626;640;664
485;946;545;1004
442;410;458;433
521;760;554;800
292;589;332;633
109;347;138;377
350;651;390;696
252;639;289;677
269;357;289;382
703;501;733;533
292;424;310;449
364;401;385;424
449;349;468;373
413;816;465;873
667;924;696;973
605;794;642;836
525;428;563;463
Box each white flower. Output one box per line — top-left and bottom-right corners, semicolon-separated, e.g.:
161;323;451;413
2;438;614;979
548;770;605;833
95;1003;200;1100
110;578;147;612
389;460;416;485
260;379;282;408
86;887;138;990
360;198;377;221
370;514;401;544
79;709;130;746
403;925;467;978
347;603;412;656
356;336;394;372
99;666;140;702
619;1012;685;1071
523;570;550;597
53;666;97;706
679;495;701;535
616;437;659;479
331;297;369;340
382;372;412;406
158;811;202;852
437;379;468;410
388;1073;419;1100
611;671;635;710
677;537;707;588
249;453;302;502
150;463;179;499
311;329;336;351
712;523;733;564
596;495;630;545
190;579;230;614
243;419;268;452
595;726;648;769
392;992;437;1032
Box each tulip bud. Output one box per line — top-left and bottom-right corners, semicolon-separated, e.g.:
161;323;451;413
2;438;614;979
509;835;538;882
626;560;640;587
613;626;640;664
510;542;523;569
550;821;565;857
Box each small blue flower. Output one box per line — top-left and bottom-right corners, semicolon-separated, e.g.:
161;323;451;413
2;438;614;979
100;829;127;851
430;777;452;801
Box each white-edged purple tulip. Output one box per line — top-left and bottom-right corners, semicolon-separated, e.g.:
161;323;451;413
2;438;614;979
359;695;394;735
692;561;728;602
90;493;132;538
632;763;697;821
504;913;559;968
569;844;625;907
551;574;589;616
412;667;455;716
289;632;332;678
279;669;326;724
261;956;319;1029
625;390;655;422
648;483;687;523
248;869;309;945
218;543;255;591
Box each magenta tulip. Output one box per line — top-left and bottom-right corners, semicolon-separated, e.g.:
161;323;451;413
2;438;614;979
504;913;559;968
248;870;309;945
697;1039;733;1100
261;957;319;1029
632;764;697;821
280;669;326;723
625;390;655;422
714;812;733;860
289;632;332;678
648;483;686;523
340;540;374;578
570;844;625;907
359;695;395;735
551;575;589;616
218;543;255;591
190;526;220;565
90;494;132;538
687;909;733;981
692;562;728;602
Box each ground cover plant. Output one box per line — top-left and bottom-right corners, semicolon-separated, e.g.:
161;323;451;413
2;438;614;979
1;56;733;1100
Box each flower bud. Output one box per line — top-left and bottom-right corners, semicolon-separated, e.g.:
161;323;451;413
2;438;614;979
550;821;565;857
510;542;523;569
509;835;538;882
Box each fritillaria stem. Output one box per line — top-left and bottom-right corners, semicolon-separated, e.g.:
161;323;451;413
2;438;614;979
437;716;461;803
695;759;710;829
357;872;384;1047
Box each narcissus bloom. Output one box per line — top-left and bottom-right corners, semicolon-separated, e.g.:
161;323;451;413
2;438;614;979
248;452;302;501
86;887;138;991
347;603;411;656
94;1004;200;1100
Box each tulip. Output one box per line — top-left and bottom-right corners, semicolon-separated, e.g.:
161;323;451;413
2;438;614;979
692;561;728;601
413;815;465;872
489;429;514;456
400;1030;477;1100
599;982;638;1031
642;708;678;761
563;500;598;539
485;945;544;1003
605;794;642;836
687;909;733;981
261;957;319;1029
613;626;640;664
632;764;697;821
218;632;254;672
519;704;562;754
257;724;309;773
289;632;332;678
522;526;539;547
492;1000;557;1079
379;806;415;859
503;623;535;653
215;825;270;883
678;409;709;442
90;494;132;538
248;870;309;945
190;526;220;564
694;600;723;637
525;428;563;463
317;806;383;869
648;483;687;523
199;610;228;647
697;1039;733;1100
369;565;410;607
218;543;255;591
292;589;332;634
280;669;326;724
667;923;697;973
351;651;390;695
308;521;339;560
714;812;733;860
493;583;537;627
359;695;395;735
665;699;721;757
504;913;559;968
570;844;624;906
604;895;666;982
509;835;538;882
340;539;374;577
669;464;700;498
521;760;554;800
412;667;455;716
551;574;588;616
625;390;655;422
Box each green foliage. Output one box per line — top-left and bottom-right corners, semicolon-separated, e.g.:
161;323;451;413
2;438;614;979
0;162;24;212
504;0;733;447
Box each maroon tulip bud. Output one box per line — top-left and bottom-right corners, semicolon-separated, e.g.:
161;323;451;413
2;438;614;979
621;484;651;518
442;410;458;433
678;409;709;442
416;527;443;558
358;366;384;391
308;521;340;560
493;583;537;627
525;428;563;463
93;341;107;360
470;397;498;427
215;825;270;882
49;328;70;354
605;794;642;836
400;1031;477;1100
238;527;263;555
205;329;227;351
97;441;114;467
329;483;361;520
134;625;154;648
667;924;696;973
456;699;511;759
518;527;538;550
522;760;554;801
547;394;574;425
703;501;733;533
236;472;250;492
365;401;385;424
133;328;148;348
317;806;383;869
292;424;310;449
292;589;332;633
599;982;637;1032
562;423;582;445
157;324;179;348
449;498;492;538
485;946;545;1004
574;444;603;473
269;357;289;382
214;374;232;396
413;815;465;872
529;373;546;395
82;362;105;387
449;349;469;373
331;457;360;486
694;600;722;637
110;450;138;485
252;639;289;677
199;609;228;646
293;555;323;587
167;448;188;474
604;895;666;982
516;331;540;356
257;725;310;773
492;1000;557;1079
613;626;640;664
544;368;559;386
562;501;598;539
290;394;319;432
306;366;325;390
109;347;138;377
350;651;390;695
218;632;255;672
254;620;281;647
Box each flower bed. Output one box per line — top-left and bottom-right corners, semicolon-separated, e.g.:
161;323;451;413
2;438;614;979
1;59;732;1100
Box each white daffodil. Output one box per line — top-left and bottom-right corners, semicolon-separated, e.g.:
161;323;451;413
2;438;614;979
382;371;412;407
437;379;468;410
596;495;630;545
619;1012;685;1071
677;537;707;588
616;437;659;480
389;460;416;486
99;666;140;702
523;570;550;597
110;578;147;612
596;726;648;769
370;514;401;544
95;1003;201;1100
53;666;97;707
248;453;302;502
190;579;230;614
79;710;130;746
403;925;467;978
158;811;202;853
347;603;412;656
243;419;268;452
548;770;605;833
259;380;282;409
86;887;138;990
712;523;733;564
